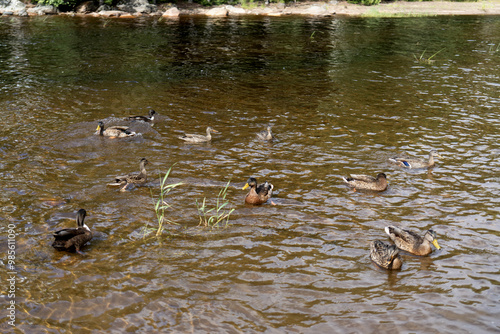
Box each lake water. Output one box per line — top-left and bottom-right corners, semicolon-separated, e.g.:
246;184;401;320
0;14;499;333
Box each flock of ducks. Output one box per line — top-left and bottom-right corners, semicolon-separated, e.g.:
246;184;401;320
341;150;443;270
370;227;441;270
53;110;443;270
352;150;443;270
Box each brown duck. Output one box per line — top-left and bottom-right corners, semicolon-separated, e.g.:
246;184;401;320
178;127;219;143
96;121;136;138
128;109;156;122
242;177;273;205
342;173;388;191
370;240;403;270
257;126;274;141
385;226;441;256
108;158;149;192
52;209;92;254
389;150;442;169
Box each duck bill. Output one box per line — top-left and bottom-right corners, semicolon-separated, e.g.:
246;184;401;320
96;125;101;131
211;129;220;133
242;183;249;190
432;239;442;250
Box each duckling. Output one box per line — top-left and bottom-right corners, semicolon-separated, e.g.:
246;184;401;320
178;127;219;143
342;173;388;191
257;126;274;141
96;121;136;138
52;209;92;254
242;177;273;205
389;150;442;169
370;240;403;270
385;226;441;256
108;158;149;192
128;109;156;122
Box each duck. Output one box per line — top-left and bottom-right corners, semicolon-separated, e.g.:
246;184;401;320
369;240;403;270
128;109;156;122
108;158;149;191
96;121;136;138
385;226;441;256
52;209;92;254
242;177;273;205
342;173;388;191
389;150;442;169
257;126;274;141
178;127;219;143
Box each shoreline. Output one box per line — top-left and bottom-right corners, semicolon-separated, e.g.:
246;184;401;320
1;1;500;18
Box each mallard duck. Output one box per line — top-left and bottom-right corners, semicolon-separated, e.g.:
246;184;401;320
178;127;219;143
52;209;92;254
385;226;441;256
370;240;403;270
389;150;442;169
257;126;274;141
128;109;156;122
242;177;273;205
108;158;149;191
342;173;388;191
96;121;136;138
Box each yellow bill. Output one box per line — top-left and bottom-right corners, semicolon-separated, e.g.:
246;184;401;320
432;239;441;250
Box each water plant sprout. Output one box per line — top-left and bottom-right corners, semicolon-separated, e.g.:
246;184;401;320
196;181;235;229
414;48;444;64
143;166;183;238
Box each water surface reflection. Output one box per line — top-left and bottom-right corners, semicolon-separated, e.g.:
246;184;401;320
0;14;499;333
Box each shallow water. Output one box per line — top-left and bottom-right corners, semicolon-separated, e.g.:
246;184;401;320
0;14;499;333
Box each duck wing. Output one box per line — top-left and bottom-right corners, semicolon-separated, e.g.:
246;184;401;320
256;182;273;197
389;156;429;168
385;226;423;245
52;228;92;251
370;240;401;269
349;174;377;183
179;134;208;142
53;228;87;241
128;115;150;122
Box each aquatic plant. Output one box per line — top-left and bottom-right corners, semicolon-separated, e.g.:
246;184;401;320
196;181;235;229
488;43;500;54
414;48;444;64
142;166;183;238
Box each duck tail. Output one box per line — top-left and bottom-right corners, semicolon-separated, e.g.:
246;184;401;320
342;176;354;183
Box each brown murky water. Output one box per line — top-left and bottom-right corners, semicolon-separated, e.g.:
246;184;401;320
1;14;499;333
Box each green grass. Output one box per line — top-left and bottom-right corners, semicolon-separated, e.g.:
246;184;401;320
196;181;235;229
142;166;183;238
240;0;261;10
